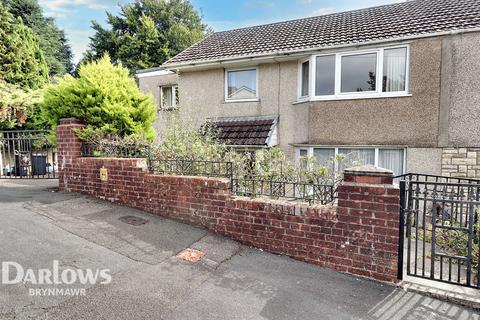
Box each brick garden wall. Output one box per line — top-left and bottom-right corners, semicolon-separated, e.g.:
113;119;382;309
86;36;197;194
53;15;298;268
56;119;401;283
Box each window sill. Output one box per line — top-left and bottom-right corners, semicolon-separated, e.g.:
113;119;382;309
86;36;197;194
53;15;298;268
159;107;179;112
224;98;260;103
293;92;412;104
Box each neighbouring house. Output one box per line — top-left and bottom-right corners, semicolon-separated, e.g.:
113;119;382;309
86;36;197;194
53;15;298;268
137;0;480;178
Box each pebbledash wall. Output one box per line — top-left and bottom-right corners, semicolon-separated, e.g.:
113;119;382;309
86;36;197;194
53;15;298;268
57;118;401;283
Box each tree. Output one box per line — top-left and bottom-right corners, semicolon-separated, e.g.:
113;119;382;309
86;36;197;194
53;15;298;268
40;55;156;141
86;0;208;74
2;0;74;76
0;80;41;129
0;3;49;89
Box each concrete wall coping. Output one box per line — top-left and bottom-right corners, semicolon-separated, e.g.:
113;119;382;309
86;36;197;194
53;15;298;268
59;118;84;125
344;165;394;177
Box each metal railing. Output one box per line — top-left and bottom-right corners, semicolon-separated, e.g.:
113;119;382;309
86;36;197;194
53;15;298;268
147;158;335;204
395;173;480;185
232;178;335;204
397;173;480;288
81;147;336;204
148;158;233;179
0;130;56;179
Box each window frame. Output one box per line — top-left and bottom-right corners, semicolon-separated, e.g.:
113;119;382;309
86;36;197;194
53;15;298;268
297;58;312;100
297;45;410;101
224;67;259;102
159;85;178;110
295;146;407;175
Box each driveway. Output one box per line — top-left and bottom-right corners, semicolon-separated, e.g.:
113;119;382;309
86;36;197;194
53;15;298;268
0;179;477;320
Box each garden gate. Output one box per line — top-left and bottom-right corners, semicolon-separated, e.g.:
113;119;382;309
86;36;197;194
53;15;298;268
0;130;56;179
397;173;480;288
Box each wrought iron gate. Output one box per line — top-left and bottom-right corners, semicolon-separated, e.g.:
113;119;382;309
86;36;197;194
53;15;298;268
0;130;56;179
398;173;480;288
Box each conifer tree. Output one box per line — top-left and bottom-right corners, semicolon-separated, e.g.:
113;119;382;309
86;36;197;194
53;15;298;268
0;4;49;89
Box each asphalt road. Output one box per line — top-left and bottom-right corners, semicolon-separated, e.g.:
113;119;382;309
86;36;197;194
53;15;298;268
0;179;478;320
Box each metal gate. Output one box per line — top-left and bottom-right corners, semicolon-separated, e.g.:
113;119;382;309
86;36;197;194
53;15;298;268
397;173;480;288
0;130;56;179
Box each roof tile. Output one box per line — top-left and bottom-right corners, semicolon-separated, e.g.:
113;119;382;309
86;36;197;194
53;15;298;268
207;116;277;146
164;0;480;66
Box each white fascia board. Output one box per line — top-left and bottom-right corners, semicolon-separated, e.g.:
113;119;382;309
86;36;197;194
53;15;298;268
136;69;174;78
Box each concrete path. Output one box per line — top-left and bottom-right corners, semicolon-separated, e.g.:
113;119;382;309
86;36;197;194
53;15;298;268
0;179;478;320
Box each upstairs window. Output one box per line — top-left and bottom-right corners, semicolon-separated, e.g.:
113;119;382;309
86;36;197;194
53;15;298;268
298;45;409;100
160;85;178;110
340;53;377;93
300;60;309;97
383;47;407;92
225;68;258;101
315;55;335;96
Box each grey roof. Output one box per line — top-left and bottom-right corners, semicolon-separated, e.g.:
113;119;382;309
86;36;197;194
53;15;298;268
163;0;480;66
206;116;277;147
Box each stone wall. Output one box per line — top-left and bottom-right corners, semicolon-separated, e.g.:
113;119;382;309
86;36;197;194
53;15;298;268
441;148;480;178
56;119;401;283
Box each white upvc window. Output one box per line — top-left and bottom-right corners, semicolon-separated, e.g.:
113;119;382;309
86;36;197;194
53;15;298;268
225;67;258;102
160;85;178;110
298;45;409;101
298;59;310;99
296;146;406;176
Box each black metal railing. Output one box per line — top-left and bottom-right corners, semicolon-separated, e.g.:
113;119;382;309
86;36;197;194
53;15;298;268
231;178;335;205
81;142;151;159
398;173;480;288
148;158;233;179
80;147;336;205
0;130;56;179
395;172;480;185
147;158;335;204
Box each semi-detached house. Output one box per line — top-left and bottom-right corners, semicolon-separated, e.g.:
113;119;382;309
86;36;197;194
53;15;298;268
137;0;480;178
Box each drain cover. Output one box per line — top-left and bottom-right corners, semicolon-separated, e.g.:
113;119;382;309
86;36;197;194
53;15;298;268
176;248;205;262
119;215;149;226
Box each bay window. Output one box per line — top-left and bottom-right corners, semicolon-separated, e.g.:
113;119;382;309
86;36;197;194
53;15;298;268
297;146;405;176
300;60;309;97
299;45;409;100
340;53;377;93
225;68;258;101
315;55;335;96
383;47;407;92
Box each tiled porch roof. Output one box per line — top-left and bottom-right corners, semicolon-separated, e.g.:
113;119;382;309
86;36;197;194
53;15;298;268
207;116;278;147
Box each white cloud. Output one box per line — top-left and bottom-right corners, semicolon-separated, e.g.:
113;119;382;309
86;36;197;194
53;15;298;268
43;10;67;19
39;0;108;12
311;7;337;16
63;28;94;64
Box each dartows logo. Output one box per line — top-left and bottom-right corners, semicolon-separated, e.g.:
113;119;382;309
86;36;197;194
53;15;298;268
2;260;112;296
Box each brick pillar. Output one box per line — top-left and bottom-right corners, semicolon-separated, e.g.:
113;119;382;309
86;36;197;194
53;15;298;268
337;165;401;283
56;118;85;190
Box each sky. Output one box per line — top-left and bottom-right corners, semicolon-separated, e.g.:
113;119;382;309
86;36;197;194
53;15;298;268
38;0;404;64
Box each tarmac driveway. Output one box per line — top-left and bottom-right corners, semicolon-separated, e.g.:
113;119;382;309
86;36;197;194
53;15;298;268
0;179;478;320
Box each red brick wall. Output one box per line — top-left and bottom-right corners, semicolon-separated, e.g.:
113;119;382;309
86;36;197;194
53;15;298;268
56;119;401;283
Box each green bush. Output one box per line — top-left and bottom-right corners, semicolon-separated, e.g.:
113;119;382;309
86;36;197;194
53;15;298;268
39;55;156;142
0;3;49;90
154;115;226;161
0;80;42;129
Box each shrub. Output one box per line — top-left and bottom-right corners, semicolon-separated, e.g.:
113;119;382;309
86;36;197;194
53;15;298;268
40;55;156;142
153;115;226;161
0;80;42;129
